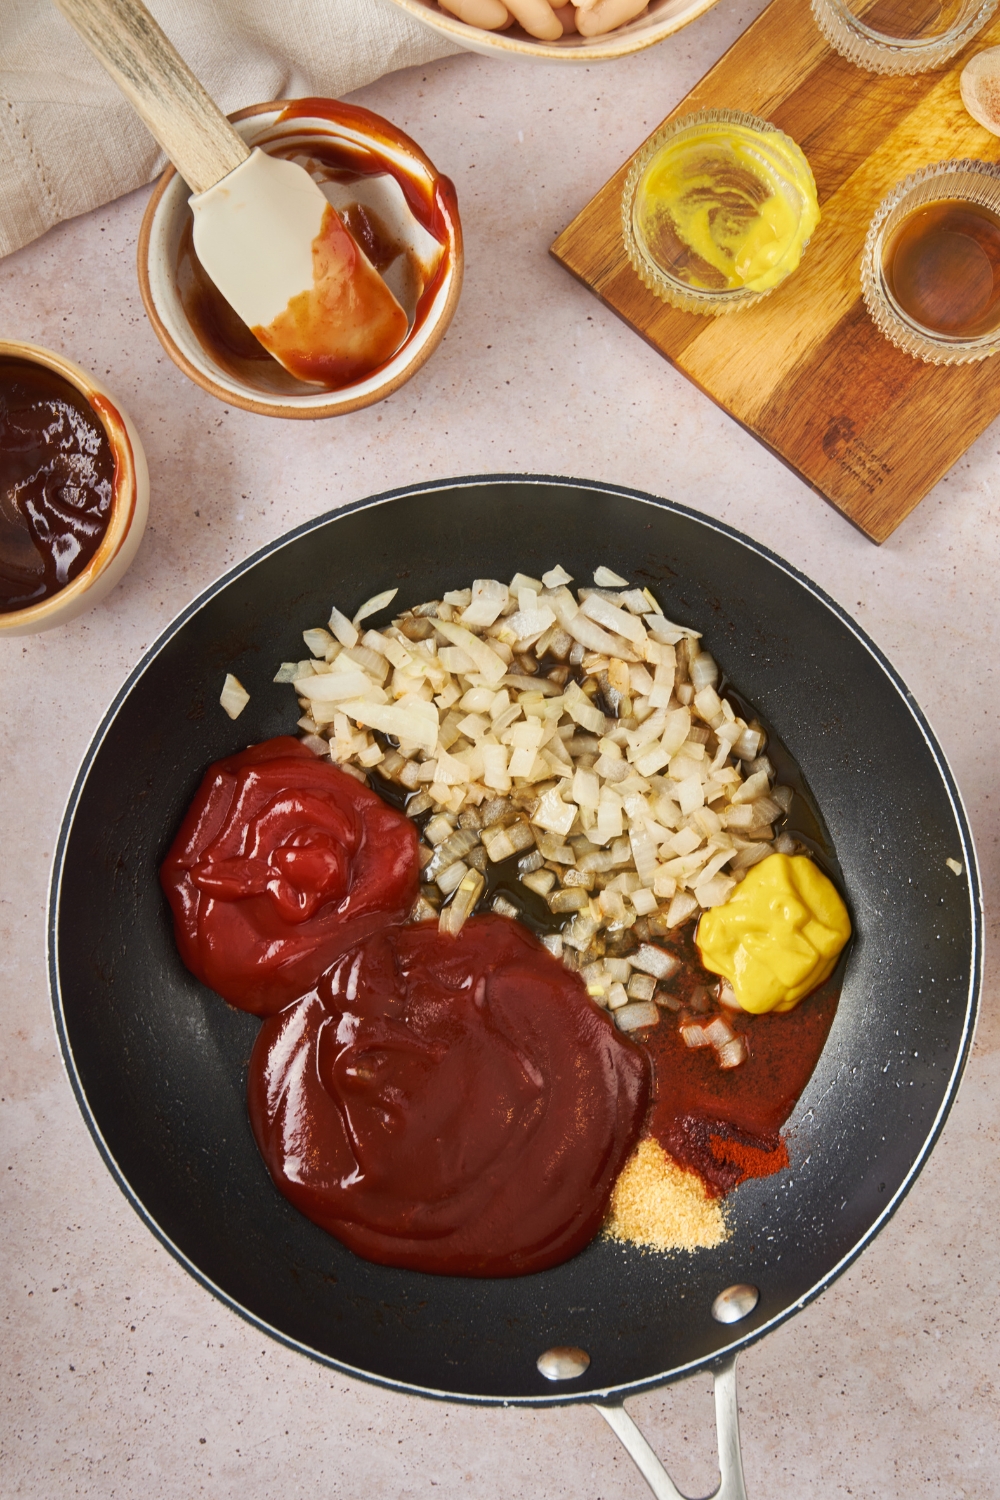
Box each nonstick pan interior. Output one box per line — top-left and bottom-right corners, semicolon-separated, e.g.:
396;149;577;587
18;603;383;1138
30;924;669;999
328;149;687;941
49;477;981;1404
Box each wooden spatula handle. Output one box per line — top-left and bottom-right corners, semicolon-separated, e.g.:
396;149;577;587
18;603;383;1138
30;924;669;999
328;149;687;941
52;0;250;193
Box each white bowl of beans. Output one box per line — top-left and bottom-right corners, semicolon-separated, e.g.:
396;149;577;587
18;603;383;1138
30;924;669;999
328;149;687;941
385;0;721;58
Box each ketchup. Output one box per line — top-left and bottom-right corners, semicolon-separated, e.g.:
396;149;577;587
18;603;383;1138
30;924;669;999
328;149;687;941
0;359;115;612
248;916;650;1276
160;737;419;1015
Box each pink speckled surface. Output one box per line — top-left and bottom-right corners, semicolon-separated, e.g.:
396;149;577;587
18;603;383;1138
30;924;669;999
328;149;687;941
2;9;999;1495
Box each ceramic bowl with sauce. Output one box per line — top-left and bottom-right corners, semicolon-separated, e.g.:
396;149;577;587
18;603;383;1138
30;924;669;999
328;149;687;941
138;101;463;419
862;159;1000;363
382;0;720;62
0;340;149;638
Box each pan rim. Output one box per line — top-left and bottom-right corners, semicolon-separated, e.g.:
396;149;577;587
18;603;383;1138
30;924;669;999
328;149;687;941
47;473;983;1406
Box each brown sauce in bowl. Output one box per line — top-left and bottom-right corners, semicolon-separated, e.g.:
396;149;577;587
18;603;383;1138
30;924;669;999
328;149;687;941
176;107;456;396
884;199;1000;338
0;359;115;613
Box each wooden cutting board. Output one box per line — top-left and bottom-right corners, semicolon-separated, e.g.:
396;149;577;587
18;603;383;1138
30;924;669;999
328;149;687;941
550;0;1000;542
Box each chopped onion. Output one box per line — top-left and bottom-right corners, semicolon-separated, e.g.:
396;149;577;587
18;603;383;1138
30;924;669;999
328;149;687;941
695;874;737;908
532;788;577;836
220;673;250;720
328;606;359;648
629;823;659;884
500;673;563;696
459;579;509;629
703;1016;735;1048
581;593;646;646
296;670;386;706
273;662;302;684
434;619;508;683
436;860;470;895
594;565;629;587
409;895;439;923
353;588;398;627
680;1021;712;1048
717;1036;748;1069
548;887;589;914
717;979;741;1010
690;652;719;689
303;627;335;658
615;1001;659;1031
522;868;556;896
731;770;770;805
630;943;680;981
558;604;638;662
665;891;699;927
337;698;438;755
439;869;485;936
735;726;765;760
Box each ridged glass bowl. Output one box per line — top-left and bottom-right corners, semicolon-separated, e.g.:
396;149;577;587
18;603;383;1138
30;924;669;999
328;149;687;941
861;159;1000;363
811;0;998;74
621;109;820;316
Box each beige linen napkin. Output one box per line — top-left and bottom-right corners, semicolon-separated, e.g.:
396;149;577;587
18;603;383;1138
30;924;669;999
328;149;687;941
0;0;461;259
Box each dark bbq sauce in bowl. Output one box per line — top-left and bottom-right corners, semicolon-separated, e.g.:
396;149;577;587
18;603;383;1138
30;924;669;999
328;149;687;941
0;360;115;613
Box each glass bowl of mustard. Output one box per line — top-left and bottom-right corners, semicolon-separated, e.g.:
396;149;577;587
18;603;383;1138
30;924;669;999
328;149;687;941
622;110;821;316
862;160;1000;363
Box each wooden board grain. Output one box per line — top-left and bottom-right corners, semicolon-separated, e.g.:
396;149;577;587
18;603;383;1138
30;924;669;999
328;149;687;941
550;0;1000;542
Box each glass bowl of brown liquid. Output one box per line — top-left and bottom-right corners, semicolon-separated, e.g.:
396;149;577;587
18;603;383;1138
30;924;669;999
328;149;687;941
862;160;1000;363
811;0;997;73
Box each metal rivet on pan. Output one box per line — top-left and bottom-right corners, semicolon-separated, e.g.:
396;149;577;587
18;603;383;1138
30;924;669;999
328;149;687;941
711;1284;760;1324
537;1346;591;1380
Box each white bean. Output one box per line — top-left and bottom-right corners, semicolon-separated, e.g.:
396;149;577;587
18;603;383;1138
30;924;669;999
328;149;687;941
504;0;564;37
439;0;511;28
575;0;647;33
552;3;578;28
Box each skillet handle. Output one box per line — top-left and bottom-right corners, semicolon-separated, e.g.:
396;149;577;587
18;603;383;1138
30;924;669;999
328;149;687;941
592;1355;748;1500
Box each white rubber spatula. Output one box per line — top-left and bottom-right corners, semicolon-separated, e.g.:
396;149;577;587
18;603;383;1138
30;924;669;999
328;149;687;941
52;0;409;387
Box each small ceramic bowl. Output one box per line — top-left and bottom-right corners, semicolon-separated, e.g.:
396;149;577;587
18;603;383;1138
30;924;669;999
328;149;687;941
811;0;997;73
862;159;1000;363
0;340;149;638
138;100;463;419
383;0;720;61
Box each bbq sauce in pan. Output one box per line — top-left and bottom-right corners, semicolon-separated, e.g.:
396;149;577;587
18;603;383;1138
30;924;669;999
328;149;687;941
0;359;115;612
370;683;845;1198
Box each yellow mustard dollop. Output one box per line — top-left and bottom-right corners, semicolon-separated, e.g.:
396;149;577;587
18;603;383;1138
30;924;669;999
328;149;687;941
696;853;851;1014
632;120;820;295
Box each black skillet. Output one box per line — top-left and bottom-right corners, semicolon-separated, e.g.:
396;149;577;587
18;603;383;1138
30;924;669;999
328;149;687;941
49;477;981;1485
